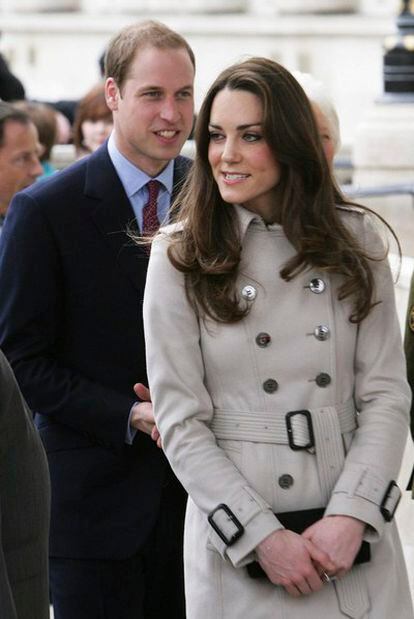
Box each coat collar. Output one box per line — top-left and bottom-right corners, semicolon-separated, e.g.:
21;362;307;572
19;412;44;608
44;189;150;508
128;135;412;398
233;204;283;242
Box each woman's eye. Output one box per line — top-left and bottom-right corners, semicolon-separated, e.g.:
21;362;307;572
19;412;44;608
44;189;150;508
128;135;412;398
244;133;261;142
209;132;224;142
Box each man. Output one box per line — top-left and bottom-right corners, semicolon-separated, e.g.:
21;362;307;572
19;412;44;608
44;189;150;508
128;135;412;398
0;20;195;619
0;102;43;231
0;350;50;619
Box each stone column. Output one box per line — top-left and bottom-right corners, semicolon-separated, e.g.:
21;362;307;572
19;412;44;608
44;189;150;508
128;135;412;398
352;1;414;258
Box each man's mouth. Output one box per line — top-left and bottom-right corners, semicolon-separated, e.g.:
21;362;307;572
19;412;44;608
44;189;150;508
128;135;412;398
155;130;179;139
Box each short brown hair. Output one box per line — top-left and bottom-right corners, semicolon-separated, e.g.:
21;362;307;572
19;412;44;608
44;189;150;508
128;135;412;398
73;82;112;152
12;100;57;160
0;101;31;148
104;20;195;92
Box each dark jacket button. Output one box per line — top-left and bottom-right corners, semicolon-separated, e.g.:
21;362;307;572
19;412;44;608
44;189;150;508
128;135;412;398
314;325;330;341
315;372;331;387
256;332;271;347
263;379;278;393
278;474;294;489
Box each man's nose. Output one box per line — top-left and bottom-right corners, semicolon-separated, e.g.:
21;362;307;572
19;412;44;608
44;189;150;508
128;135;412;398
159;98;180;123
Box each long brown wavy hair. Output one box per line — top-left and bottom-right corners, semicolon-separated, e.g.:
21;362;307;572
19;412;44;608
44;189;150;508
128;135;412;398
167;57;394;324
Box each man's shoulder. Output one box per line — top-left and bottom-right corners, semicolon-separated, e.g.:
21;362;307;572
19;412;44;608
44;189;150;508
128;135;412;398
174;154;193;176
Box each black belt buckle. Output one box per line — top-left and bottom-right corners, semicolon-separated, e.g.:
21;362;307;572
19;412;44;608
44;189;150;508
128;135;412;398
208;504;244;546
380;480;401;522
286;409;315;450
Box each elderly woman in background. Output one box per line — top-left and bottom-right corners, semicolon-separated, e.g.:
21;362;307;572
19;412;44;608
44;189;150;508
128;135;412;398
143;57;413;618
292;71;340;167
73;82;113;159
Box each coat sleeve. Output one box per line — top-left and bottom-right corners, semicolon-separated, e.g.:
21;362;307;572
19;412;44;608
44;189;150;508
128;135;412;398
144;234;280;567
324;213;411;538
0;192;135;449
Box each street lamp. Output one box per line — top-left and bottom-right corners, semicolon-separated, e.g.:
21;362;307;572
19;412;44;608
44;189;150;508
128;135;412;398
383;0;414;99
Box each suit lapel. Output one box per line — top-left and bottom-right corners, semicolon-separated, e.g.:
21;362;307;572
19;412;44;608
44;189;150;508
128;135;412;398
84;147;192;291
85;145;148;292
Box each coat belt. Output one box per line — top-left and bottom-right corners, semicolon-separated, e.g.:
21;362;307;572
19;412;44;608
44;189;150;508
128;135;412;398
210;400;356;446
211;401;369;618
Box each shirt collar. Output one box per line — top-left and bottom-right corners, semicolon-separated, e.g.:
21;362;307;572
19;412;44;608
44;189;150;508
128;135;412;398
107;132;174;197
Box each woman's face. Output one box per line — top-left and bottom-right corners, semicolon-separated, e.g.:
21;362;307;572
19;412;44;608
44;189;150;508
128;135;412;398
81;118;113;152
208;87;281;223
311;104;335;166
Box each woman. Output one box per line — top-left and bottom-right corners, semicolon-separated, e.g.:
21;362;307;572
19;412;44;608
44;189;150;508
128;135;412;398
143;57;413;618
72;82;112;158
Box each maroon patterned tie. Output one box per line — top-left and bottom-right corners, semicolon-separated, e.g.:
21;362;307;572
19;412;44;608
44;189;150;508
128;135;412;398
142;180;160;254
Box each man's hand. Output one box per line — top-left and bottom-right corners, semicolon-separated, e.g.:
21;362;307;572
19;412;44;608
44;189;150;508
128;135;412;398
255;529;335;597
302;515;365;579
131;383;162;448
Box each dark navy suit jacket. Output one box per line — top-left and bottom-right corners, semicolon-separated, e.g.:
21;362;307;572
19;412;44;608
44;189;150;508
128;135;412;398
0;143;191;559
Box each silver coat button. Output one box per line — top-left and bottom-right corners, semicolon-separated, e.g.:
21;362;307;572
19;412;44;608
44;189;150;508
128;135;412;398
278;474;294;489
241;285;257;301
314;325;330;341
256;332;271;348
263;379;278;393
315;372;331;387
307;278;326;294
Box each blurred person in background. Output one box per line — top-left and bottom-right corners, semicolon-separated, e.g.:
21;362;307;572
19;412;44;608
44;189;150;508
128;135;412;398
72;82;113;159
292;71;340;167
0;348;50;619
0;101;42;233
0;51;25;102
13;100;58;178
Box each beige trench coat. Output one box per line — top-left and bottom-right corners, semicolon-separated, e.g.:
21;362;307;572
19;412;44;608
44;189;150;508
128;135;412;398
144;204;413;619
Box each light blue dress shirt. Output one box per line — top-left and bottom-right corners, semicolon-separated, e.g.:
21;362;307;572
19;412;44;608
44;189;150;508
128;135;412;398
107;132;176;445
107;132;174;231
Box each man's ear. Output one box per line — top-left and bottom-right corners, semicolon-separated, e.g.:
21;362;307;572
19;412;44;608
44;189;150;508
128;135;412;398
105;78;120;111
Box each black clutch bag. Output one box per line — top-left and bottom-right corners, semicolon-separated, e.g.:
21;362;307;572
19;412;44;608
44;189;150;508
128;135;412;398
247;507;371;579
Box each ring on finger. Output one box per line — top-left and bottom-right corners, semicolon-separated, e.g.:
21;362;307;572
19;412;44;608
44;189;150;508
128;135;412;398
321;570;336;584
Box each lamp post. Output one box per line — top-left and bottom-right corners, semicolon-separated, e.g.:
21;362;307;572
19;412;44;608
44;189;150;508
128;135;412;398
383;0;414;99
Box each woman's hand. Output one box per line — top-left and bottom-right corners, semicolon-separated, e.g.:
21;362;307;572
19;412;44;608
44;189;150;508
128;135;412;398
255;529;335;597
302;515;365;579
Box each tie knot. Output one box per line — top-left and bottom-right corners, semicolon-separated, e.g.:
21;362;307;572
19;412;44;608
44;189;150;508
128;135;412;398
147;179;160;204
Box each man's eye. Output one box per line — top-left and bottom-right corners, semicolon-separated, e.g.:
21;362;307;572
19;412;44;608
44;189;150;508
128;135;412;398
177;90;192;100
143;91;161;98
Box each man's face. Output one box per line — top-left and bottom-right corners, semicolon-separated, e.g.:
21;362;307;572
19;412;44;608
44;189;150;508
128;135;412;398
106;45;195;177
0;120;43;214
